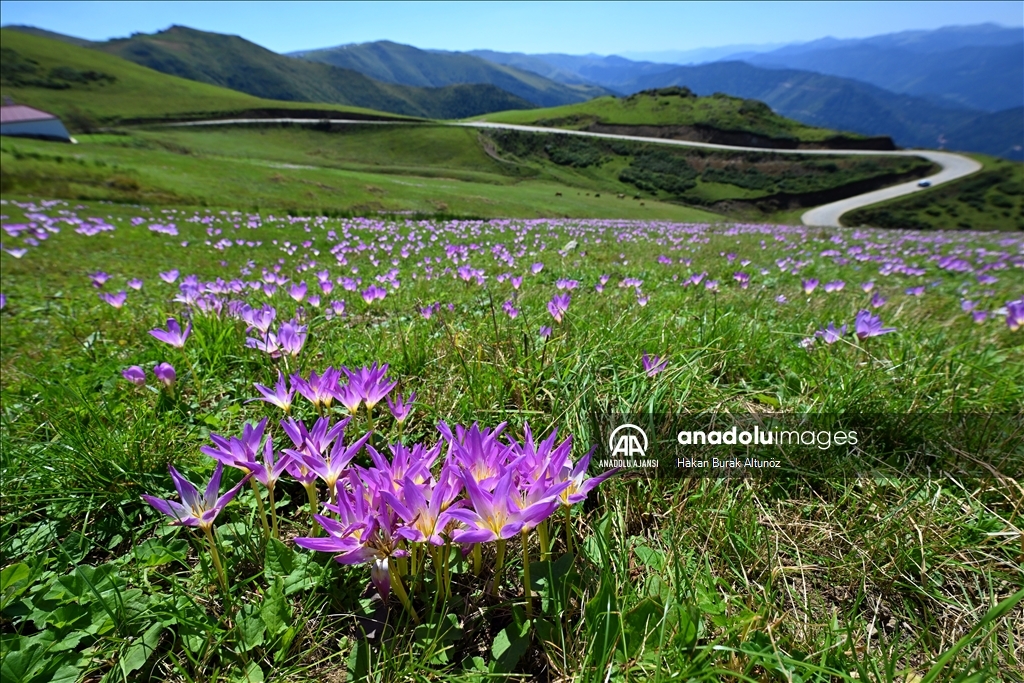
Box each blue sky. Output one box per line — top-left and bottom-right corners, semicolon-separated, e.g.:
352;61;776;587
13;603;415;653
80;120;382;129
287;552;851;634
1;1;1020;55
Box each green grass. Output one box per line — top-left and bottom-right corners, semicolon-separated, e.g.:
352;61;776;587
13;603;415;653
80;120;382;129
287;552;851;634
1;195;1021;682
844;154;1024;231
0;130;724;221
476;88;861;143
0;29;415;125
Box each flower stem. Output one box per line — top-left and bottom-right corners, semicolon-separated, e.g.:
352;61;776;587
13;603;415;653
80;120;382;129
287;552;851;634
389;563;419;624
522;529;533;619
472;543;482;576
442;540;452;599
304;482;320;535
250;479;269;540
203;525;228;594
564;505;574;557
267;483;280;540
492;539;507;595
538;520;550;561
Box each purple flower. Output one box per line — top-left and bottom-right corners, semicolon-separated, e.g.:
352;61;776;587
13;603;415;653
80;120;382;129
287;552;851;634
539;326;552;339
277;320;307;357
446;469;535;543
502;300;519;319
555;279;579;291
1007;299;1024;332
530;262;544;275
553;447;616;507
547;293;570;323
288;282;307;302
642;353;667;377
972;310;989;324
905;286;925;297
824;280;845;293
511;276;523;289
386;392;415;423
802;278;819;295
344;363;397;411
142;463;250;530
122;365;146;386
870;292;887;308
153;362;176;387
292;368;341;410
734;272;750;289
159;269;180;284
0;293;5;310
861;281;875;293
99;290;127;309
775;295;787;304
149;318;192;348
815;322;847;345
127;278;143;290
253;371;294;412
90;271;111;288
854;310;896;340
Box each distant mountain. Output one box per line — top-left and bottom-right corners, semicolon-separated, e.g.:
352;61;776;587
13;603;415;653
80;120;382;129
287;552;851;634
58;26;531;119
619;61;1008;151
745;24;1023;112
617;43;789;65
943;107;1024;161
290;41;613;107
466;51;680;91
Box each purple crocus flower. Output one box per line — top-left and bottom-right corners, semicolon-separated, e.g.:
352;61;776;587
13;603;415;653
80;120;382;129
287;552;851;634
539;326;552;339
815;322;847;345
870;292;887;308
642;353;667;377
344;363;397;411
824;280;845;293
141;463;250;530
288;282;308;302
90;271;111;288
972;310;989;324
150;318;192;348
553;447;616;507
386;392;415;423
547;293;570;323
153;362;176;387
127;278;144;290
382;469;462;546
854;310;896;340
252;371;294;412
861;281;875;293
0;293;5;310
122;365;146;386
802;278;819;295
905;286;925;297
1007;299;1024;332
294;423;371;495
531;263;544;274
502;300;519;319
277;320;307;357
159;269;180;284
99;290;127;309
511;276;523;290
446;469;537;543
292;368;341;410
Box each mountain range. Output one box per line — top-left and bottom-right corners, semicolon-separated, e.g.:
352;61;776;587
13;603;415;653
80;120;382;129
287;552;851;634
3;22;1021;159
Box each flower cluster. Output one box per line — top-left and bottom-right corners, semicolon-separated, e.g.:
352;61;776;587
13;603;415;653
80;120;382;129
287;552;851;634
142;364;615;617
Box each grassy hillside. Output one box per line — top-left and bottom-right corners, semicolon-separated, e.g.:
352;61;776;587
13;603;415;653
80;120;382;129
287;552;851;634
0;126;725;222
621;62;988;152
2;27;534;120
292;40;612;107
844;155;1024;231
0;29;414;126
477;87;887;148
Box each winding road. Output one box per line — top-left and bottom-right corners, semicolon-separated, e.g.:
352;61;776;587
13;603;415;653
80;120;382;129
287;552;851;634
164;118;982;227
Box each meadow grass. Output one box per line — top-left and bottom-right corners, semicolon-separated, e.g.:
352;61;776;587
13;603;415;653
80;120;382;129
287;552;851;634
1;194;1021;682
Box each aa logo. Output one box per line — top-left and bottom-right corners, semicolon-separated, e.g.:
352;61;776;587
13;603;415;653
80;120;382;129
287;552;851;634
608;424;648;458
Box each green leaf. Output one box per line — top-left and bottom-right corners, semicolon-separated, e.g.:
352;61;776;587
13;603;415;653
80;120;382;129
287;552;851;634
1;563;32;610
489;618;530;674
621;596;664;659
633;545;664;571
238;603;266;652
264;538;295;578
346;637;370;682
261;577;291;637
134;538;188;567
530;552;577;615
120;623;163;679
585;580;620;669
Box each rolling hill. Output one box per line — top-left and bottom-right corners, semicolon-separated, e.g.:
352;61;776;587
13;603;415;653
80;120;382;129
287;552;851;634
2;26;535;120
476;87;893;150
290;40;613;107
0;28;409;125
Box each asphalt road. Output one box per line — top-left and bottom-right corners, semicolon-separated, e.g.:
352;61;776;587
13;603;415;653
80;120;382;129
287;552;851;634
163;118;982;227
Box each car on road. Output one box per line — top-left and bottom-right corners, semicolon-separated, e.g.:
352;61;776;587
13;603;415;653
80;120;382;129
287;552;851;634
918;180;932;187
